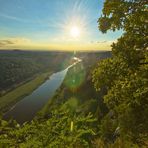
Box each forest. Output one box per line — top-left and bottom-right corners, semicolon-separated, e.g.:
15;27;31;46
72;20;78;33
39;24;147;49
0;50;72;94
0;0;148;147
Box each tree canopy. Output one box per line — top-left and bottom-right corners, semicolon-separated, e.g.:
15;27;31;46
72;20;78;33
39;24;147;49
93;0;148;145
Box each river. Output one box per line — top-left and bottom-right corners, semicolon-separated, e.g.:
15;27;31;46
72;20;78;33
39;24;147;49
3;61;79;124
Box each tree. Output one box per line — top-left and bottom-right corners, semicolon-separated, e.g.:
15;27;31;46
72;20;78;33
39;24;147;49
92;0;148;146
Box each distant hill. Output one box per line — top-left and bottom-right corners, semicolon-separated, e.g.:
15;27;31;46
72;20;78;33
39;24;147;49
0;50;73;94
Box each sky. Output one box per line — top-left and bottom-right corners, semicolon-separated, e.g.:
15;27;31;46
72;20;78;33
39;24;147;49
0;0;123;51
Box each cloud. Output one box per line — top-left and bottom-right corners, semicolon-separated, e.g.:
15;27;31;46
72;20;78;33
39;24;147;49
0;40;14;47
9;38;31;44
97;40;107;43
0;13;27;22
0;12;54;26
0;38;31;47
90;40;117;44
0;37;112;51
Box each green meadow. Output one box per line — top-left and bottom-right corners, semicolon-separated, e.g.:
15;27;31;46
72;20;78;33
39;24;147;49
0;72;51;113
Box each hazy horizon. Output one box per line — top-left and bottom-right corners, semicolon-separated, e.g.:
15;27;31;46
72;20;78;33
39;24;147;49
0;48;111;52
0;0;122;51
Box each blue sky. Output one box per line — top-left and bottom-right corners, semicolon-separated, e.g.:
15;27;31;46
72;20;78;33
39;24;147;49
0;0;122;50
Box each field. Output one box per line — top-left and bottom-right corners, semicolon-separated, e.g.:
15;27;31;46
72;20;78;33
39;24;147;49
0;72;52;113
0;50;73;113
0;50;72;95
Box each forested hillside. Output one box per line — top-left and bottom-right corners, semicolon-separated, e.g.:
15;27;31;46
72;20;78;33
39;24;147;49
0;51;112;147
0;50;72;95
38;51;111;119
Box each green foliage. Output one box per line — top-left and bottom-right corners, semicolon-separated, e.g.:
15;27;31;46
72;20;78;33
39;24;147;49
92;0;148;146
99;0;147;35
92;57;129;91
93;137;140;148
0;103;97;147
0;0;147;147
99;114;117;142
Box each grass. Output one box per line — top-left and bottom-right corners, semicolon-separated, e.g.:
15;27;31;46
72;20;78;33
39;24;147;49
0;72;52;113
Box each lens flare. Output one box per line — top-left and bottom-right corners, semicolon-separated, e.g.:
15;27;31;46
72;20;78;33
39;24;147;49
64;62;86;92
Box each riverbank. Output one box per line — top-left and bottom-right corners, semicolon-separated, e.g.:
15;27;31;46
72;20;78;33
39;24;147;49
37;62;87;118
37;59;106;119
3;68;69;124
0;72;52;113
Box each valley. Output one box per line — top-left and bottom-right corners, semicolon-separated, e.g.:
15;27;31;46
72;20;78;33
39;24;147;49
0;50;111;123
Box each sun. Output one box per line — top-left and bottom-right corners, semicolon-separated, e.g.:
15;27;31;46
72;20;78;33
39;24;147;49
70;26;80;38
